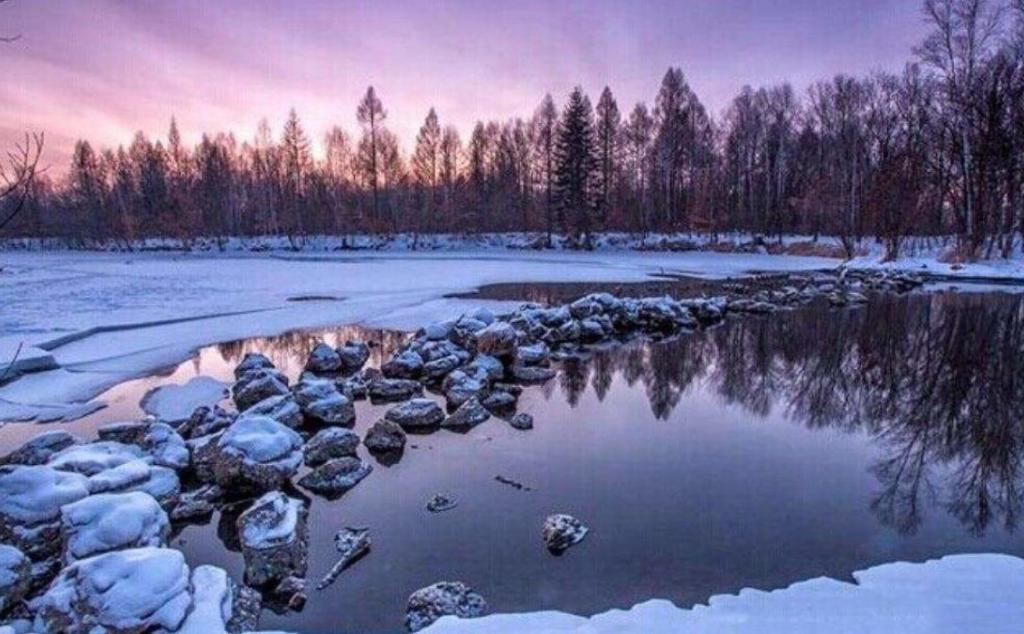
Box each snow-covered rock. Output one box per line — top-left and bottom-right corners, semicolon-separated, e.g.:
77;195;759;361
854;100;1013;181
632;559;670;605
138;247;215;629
368;377;424;402
336;340;370;372
46;441;145;476
406;581;487;632
509;412;534;430
241;393;304;429
542;514;589;554
97;421;190;470
0;544;30;614
513;341;549;367
59;491;169;563
86;460;181;510
170;484;223;522
177;565;261;634
292;376;355;427
442;370;490;409
475;322;518;360
304;427;360;466
31;547;192;634
0;430;78;466
305;342;344;374
140;376;228;424
382;349;425;380
511;364;556;383
234;352;275;379
298;457;373;496
481;390;517;413
385;398;446;431
443;397;490;429
197;416;303;492
422;354;462;381
232;368;290;411
236;492;308;587
0;465;90;560
364;419;407;453
178;405;236;439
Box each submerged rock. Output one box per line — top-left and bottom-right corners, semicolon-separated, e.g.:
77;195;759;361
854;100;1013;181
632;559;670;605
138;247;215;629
1;430;78;466
317;527;371;591
405;581;487;632
298;457;372;496
59;491;169;564
31;547;192;634
542;513;589;554
385;398;445;431
304;427;360;466
363;419;407;453
509;412;534;430
426;494;458;513
236;492;308;587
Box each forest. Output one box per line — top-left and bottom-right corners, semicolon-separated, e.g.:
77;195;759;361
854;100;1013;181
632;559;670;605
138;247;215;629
3;0;1023;260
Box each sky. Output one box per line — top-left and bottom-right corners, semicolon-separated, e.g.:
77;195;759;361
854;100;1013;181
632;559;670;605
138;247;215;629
0;0;929;174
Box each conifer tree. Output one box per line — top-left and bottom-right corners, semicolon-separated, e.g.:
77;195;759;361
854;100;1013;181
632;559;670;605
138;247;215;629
553;87;598;247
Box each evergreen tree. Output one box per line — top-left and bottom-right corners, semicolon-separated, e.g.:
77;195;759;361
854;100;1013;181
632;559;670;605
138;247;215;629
553;87;598;247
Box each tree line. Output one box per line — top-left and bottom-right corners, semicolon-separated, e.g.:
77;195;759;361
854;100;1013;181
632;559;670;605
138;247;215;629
4;0;1024;259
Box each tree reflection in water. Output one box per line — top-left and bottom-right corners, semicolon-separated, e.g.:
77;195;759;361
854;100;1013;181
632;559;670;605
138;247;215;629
552;291;1024;537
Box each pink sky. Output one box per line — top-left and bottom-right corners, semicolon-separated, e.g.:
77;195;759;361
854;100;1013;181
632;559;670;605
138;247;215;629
1;0;928;173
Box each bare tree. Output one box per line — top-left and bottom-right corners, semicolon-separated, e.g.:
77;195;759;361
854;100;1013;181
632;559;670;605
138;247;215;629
0;132;44;232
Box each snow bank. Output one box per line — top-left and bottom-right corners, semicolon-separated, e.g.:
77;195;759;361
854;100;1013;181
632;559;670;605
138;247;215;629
140;376;228;423
426;554;1024;634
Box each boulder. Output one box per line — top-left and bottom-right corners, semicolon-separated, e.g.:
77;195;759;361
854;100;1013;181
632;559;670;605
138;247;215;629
481;390;517;413
382;349;425;380
442;370;490;410
337;340;371;372
422;354;461;381
514;342;549;367
0;544;30;614
0;465;90;560
236;492;308;587
475;322;518;360
241;393;304;429
305;342;343;374
509;412;534;430
59;491;169;564
232;368;290;411
511;364;556;384
363;420;407;453
304;428;360;466
178;405;236;440
197;416;303;492
177;565;261;634
442;397;490;429
405;581;487;632
298;457;372;496
170;484;223;522
46;441;145;476
31;547;192;634
1;431;78;466
86;460;181;510
292;376;355;427
234;352;275;379
542;514;589;554
97;421;189;471
368;378;424;403
385;398;445;431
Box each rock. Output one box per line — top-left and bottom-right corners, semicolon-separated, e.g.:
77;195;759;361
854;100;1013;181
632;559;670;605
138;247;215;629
274;575;307;611
316;527;370;590
481;390;517;413
46;441;146;476
298;457;372;496
242;394;304;429
304;428;360;466
405;581;487;632
368;378;424;403
514;342;549;366
542;514;589;554
0;465;90;560
422;354;461;381
385;398;445;431
31;547;192;634
1;431;78;466
86;460;181;510
443;397;491;429
178;405;236;439
97;421;189;471
382;349;425;379
232;368;290;411
198;416;303;492
0;544;30;614
234;352;275;379
363;420;407;453
236;492;308;587
465;355;504;382
426;494;457;513
305;342;343;374
170;484;223;522
423;320;454;341
442;370;490;409
511;364;556;383
59;491;169;564
292;376;355;427
337;340;371;372
509;412;534;430
475;322;518;360
178;564;261;634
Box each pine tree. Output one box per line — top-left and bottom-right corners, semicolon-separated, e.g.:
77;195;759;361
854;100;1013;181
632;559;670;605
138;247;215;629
553;87;598;247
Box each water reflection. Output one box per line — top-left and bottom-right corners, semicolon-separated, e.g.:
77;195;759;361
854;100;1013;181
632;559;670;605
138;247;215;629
550;291;1024;536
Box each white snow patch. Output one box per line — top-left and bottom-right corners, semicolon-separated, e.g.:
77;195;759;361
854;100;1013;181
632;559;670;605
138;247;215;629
140;376;228;423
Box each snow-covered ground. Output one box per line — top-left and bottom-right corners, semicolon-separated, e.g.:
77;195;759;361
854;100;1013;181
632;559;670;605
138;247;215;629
0;249;839;423
428;554;1024;634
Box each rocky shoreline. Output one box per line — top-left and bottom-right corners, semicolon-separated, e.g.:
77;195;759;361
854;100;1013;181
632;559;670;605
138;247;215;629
0;268;924;633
